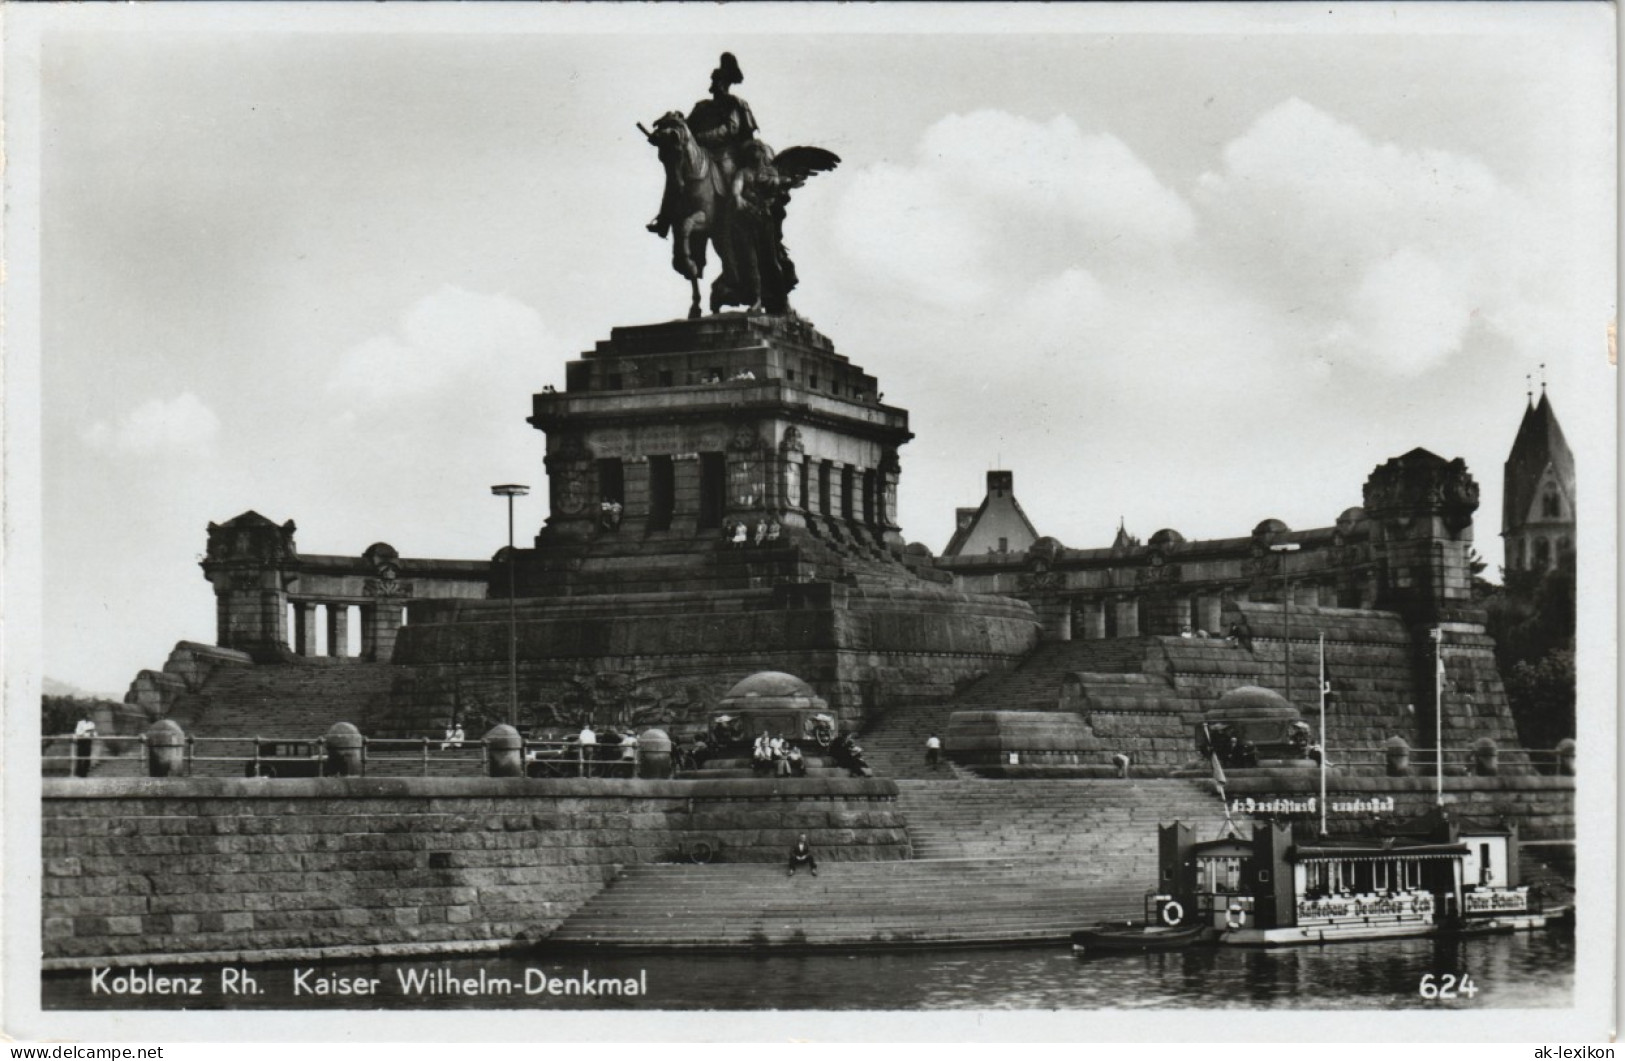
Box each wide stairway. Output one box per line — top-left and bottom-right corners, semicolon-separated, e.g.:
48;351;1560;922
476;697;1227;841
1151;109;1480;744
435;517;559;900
950;638;1158;713
854;640;1164;779
133;663;407;777
546;777;1228;949
544;859;1145;948
164;662;400;738
857;702;967;780
897;778;1225;861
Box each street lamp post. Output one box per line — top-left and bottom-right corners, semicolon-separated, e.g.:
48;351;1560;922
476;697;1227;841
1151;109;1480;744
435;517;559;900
1269;542;1301;704
491;484;530;729
1431;625;1445;807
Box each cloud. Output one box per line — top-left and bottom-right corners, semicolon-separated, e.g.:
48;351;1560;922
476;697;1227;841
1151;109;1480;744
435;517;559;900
83;392;220;456
325;285;548;408
1194;97;1529;376
830;110;1194;309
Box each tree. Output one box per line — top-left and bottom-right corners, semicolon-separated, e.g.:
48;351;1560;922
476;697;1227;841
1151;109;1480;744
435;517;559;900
41;695;119;736
1484;553;1576;748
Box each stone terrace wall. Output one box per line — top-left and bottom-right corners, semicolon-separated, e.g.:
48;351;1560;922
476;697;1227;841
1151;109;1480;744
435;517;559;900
41;776;906;970
946;602;1529;771
388;583;1038;737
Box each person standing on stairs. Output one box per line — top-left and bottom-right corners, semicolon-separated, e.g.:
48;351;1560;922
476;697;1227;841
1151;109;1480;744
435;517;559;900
787;833;818;877
924;733;942;769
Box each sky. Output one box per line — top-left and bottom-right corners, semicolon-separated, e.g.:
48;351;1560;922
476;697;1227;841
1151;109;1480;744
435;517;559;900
12;4;1616;695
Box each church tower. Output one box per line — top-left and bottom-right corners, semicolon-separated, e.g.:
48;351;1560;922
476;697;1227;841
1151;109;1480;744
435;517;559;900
1502;388;1575;575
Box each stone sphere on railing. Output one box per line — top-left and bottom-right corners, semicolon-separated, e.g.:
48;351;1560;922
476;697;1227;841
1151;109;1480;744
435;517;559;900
1556;738;1576;776
1471;737;1499;777
1384;735;1411;777
324;722;364;777
636;728;671;779
484;724;524;778
144;719;186;778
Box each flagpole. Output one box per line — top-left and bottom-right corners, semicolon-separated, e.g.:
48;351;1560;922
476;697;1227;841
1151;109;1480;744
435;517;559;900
1432;626;1444;807
1318;632;1327;837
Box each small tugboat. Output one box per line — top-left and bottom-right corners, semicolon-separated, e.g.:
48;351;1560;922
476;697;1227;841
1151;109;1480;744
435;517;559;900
1070;894;1206;955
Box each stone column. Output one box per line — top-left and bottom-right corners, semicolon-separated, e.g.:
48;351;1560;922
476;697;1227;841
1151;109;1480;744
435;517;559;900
1036;599;1071;642
293;602;318;657
1196;596;1223;635
1076;600;1107;640
363;595;407;662
359;605;377;659
670;454;701;536
621;457;651;536
877;448;903;549
1113;598;1140;638
326;604;350;658
542;435;597;542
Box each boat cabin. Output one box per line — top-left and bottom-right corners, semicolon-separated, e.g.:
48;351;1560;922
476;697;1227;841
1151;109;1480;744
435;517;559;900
1157;817;1543;946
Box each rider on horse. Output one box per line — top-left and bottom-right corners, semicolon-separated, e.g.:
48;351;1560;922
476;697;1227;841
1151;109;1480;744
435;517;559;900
648;52;758;238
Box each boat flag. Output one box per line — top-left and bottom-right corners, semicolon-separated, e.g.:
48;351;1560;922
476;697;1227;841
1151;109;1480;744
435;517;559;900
1201;721;1228;801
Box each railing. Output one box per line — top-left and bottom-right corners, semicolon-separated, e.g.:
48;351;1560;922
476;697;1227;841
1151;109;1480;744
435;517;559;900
41;732;650;779
45;731;1575;781
953;740;1573;779
1315;744;1568;777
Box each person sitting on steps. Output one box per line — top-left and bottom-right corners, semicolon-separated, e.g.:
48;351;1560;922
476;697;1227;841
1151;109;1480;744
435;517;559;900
787;833;817;877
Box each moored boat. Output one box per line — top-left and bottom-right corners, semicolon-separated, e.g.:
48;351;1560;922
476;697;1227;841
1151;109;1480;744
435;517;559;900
1071;894;1207;954
1152;815;1551;947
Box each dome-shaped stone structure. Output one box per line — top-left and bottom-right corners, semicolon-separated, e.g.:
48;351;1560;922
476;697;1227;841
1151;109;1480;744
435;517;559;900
1206;685;1299;722
721;671;822;707
1252;518;1290;537
715;671;833;747
1336;506;1368;527
1197;685;1312;767
1029;536;1065;565
1148;528;1185;547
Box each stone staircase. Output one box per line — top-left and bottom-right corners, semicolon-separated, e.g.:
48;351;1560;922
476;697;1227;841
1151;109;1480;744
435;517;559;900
543;777;1228;948
544;858;1146;948
681;753;852;780
950;638;1158;713
164;661;400;737
896;779;1227;863
856;701;965;780
859;602;1516;773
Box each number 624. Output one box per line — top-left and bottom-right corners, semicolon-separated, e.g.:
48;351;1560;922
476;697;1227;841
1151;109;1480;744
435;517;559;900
1419;973;1478;1000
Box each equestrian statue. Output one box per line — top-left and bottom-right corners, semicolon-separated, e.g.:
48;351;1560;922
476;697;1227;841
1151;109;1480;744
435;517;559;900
643;52;840;319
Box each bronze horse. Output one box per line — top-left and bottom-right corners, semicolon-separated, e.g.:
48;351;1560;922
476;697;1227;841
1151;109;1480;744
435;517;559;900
646;112;726;319
645;112;839;319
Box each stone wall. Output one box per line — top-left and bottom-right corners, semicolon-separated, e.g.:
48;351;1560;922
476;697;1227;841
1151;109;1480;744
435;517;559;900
41;776;906;970
388;583;1039;736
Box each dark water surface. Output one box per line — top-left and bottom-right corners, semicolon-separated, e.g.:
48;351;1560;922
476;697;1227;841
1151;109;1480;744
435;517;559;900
44;928;1573;1010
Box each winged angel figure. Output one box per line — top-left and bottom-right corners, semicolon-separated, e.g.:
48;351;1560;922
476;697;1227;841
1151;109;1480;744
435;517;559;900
644;53;840;318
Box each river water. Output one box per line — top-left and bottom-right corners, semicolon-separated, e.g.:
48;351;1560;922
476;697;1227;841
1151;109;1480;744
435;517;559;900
45;926;1572;1010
